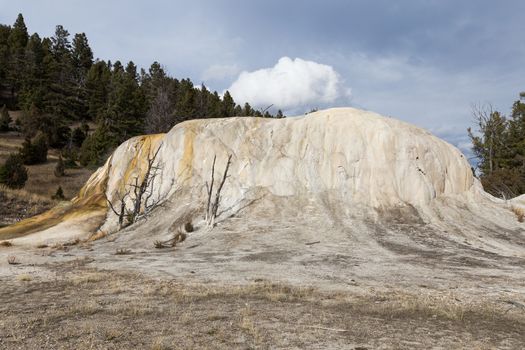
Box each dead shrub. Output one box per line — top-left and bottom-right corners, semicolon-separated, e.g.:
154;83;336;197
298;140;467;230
63;238;81;246
172;231;187;246
7;255;18;265
184;221;194;232
0;240;13;247
115;248;132;255
154;240;168;249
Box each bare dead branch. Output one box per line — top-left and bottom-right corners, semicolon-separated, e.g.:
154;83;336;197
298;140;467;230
205;155;217;222
206;154;232;227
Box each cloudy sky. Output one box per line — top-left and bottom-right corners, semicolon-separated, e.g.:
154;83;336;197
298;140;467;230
1;0;524;156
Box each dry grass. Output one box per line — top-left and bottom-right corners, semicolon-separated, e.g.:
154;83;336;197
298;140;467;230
69;272;108;286
0;185;55;226
0;132;94;200
24;162;93;199
511;206;524;222
16;274;32;282
1;268;523;349
0;185;53;206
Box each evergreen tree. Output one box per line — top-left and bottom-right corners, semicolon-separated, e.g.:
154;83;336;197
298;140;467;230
18;33;46;110
71;33;93;75
468;97;525;197
222;91;236;117
71;126;87;147
7;14;28;50
52;185;65;200
79;123;113;166
242;102;254;116
54;155;65;177
0;153;28;189
0;24;12;99
85;60;111;119
19;132;48;165
6;14;29;102
50;25;71;60
0;104;11;131
101;60;147;141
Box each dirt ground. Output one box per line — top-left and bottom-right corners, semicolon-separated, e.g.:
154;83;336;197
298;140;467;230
1;198;524;349
0;257;523;350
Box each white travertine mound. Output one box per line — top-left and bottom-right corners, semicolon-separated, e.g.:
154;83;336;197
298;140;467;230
84;107;477;233
0;108;525;247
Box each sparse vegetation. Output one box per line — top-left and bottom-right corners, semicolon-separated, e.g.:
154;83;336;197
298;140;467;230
7;255;18;264
0;268;523;349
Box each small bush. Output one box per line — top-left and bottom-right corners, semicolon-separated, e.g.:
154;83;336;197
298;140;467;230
184;221;194;233
172;231;187;246
0;240;13;247
7;256;18;265
115;248;132;255
19;132;48;165
71;126;87;148
154;240;167;249
54;155;65;177
51;186;65;200
0;154;28;189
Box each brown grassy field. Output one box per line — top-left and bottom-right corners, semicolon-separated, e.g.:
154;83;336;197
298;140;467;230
1;259;523;350
0;127;94;226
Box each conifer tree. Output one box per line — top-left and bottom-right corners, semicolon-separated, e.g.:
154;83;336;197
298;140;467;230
0;104;11;131
54;155;65;177
6;14;29;101
468;96;525;197
0;153;28;189
71;33;93;75
222;91;236;117
85;60;111;119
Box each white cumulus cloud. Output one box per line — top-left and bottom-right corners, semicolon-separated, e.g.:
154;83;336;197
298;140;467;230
226;57;351;111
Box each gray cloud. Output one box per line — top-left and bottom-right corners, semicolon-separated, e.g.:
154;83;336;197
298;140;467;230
1;0;524;156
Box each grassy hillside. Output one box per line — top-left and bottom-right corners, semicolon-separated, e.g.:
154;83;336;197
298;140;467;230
0;111;95;225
